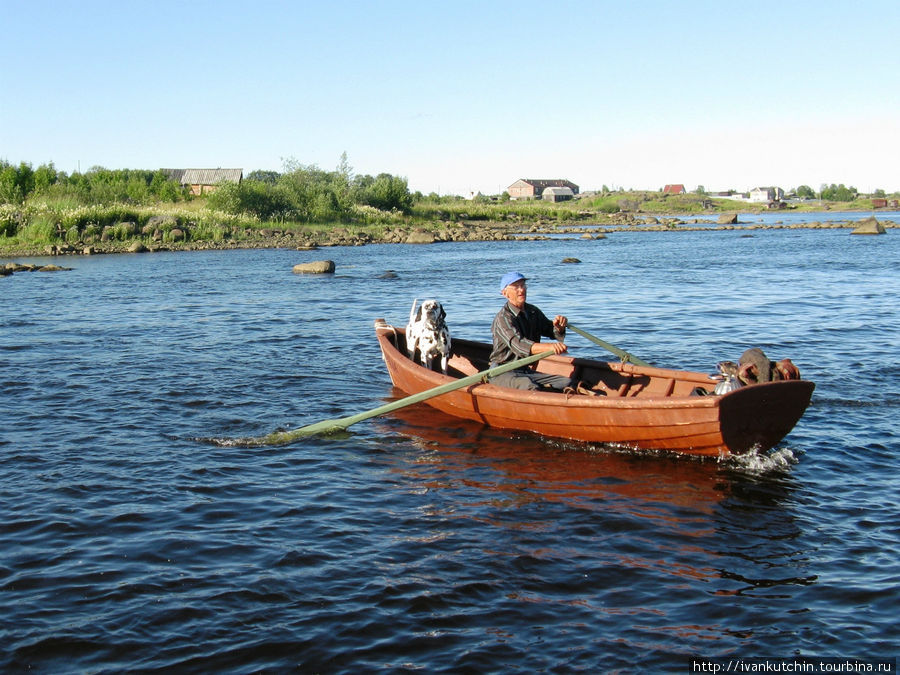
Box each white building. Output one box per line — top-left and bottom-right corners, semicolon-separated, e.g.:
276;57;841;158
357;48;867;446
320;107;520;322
749;187;784;203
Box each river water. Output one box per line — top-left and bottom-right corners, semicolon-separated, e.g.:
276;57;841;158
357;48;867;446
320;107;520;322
1;222;897;671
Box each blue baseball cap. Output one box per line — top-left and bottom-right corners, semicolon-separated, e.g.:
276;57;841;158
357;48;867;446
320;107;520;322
500;271;527;292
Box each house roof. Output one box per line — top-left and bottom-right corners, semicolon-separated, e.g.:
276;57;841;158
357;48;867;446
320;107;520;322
181;168;243;185
162;168;243;185
161;168;186;183
509;178;579;191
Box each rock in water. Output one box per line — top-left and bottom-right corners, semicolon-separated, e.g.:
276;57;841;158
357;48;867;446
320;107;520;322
851;216;886;235
405;230;437;244
292;260;336;274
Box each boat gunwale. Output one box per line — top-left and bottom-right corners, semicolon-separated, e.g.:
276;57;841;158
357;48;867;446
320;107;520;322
376;323;726;409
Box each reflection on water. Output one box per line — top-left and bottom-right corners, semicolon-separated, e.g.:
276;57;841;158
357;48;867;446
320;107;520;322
378;403;727;513
364;403;820;662
376;404;807;582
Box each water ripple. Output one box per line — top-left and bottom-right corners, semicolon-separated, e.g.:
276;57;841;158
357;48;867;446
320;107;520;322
2;234;898;670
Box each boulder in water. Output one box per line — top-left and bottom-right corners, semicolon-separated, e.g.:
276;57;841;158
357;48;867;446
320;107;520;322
293;260;335;274
851;216;886;235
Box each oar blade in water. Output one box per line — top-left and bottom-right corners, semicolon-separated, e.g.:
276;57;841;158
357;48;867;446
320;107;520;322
255;350;554;446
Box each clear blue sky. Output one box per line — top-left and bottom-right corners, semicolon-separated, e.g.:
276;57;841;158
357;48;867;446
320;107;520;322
2;0;898;195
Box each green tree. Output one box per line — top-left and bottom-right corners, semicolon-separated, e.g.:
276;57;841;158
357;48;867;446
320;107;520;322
795;185;815;199
354;173;412;212
333;152;354;213
149;170;183;202
245;170;280;184
0;161;24;203
336;151;352;183
32;163;59;194
820;183;857;202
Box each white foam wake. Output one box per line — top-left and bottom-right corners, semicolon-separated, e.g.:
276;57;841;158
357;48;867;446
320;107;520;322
726;446;798;474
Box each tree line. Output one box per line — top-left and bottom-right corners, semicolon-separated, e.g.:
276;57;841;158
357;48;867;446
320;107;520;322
2;158;890;224
0;162;184;205
0;154;415;223
208;155;413;222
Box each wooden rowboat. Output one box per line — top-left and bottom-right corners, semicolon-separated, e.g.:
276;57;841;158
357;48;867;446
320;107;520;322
374;320;814;458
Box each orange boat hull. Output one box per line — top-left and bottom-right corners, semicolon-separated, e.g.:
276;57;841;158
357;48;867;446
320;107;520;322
375;321;814;458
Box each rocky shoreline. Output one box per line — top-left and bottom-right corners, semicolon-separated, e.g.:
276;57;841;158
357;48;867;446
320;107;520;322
0;214;891;262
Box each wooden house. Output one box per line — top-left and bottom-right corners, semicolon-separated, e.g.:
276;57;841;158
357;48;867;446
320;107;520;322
662;184;686;195
507;179;579;200
164;168;243;195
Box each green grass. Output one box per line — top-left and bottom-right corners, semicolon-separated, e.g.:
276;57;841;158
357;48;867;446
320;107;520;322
1;190;891;256
17;217;57;245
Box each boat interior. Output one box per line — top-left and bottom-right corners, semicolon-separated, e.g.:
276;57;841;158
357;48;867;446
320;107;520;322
388;329;716;399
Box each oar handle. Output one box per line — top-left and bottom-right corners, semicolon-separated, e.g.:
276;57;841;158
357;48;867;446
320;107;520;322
567;324;651;368
258;350;556;445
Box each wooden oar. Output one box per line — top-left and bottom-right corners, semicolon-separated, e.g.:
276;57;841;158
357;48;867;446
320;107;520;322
255;350;555;446
568;324;651;368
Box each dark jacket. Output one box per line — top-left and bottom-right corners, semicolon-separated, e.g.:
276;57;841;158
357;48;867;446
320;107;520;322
490;301;564;366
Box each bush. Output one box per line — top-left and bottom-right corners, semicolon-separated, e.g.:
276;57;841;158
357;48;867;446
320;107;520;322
354;173;412;213
0;205;22;236
206;180;293;221
83;224;101;241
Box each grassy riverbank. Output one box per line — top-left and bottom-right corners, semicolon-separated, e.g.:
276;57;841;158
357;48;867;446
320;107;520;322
0;191;894;258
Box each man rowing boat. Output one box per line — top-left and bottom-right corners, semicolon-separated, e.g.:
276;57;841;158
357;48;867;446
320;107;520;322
488;271;576;392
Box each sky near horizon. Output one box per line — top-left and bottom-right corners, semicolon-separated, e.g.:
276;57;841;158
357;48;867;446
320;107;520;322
2;0;898;196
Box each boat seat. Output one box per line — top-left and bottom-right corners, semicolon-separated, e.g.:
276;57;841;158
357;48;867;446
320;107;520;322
609;374;632;397
448;354;480;376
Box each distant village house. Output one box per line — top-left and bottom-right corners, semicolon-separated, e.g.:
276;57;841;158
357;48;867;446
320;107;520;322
542;186;576;202
749;186;784;203
507;179;579;200
163;168;243;196
662;184;686;195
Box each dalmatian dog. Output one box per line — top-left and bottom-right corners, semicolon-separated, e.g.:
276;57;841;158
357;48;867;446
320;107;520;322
405;298;451;374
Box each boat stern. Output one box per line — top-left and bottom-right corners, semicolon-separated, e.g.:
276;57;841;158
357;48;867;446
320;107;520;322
718;380;815;454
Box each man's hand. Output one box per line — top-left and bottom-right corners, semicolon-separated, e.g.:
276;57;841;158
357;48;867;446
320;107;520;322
553;315;568;332
532;341;568;355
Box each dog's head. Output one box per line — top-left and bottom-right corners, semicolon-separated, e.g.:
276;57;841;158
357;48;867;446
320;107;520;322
418;299;446;326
